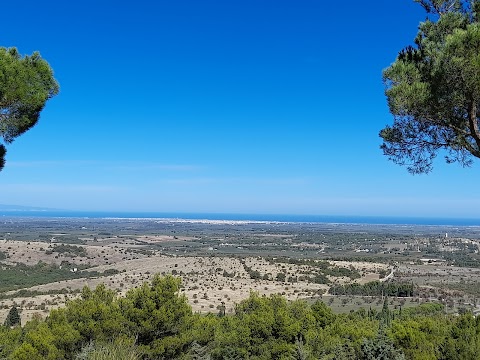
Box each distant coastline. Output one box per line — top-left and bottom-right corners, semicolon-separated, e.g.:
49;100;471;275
1;210;479;227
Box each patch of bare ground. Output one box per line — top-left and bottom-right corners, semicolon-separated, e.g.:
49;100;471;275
135;235;195;243
330;261;389;284
0;293;78;325
0;239;155;267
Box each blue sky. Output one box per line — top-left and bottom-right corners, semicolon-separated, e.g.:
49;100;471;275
1;0;479;217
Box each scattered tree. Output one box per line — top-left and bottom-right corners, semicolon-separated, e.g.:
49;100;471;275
276;272;286;282
4;305;20;327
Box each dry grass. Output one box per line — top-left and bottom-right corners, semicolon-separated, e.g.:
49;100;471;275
0;239;387;323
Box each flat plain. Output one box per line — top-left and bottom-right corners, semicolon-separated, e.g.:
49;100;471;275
1;216;480;324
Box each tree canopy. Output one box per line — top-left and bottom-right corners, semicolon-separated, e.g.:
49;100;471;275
0;47;58;172
2;274;480;359
380;0;480;173
3;306;20;328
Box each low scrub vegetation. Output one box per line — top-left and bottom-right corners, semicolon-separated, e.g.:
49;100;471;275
46;244;87;258
329;281;415;297
0;262;119;293
0;275;479;359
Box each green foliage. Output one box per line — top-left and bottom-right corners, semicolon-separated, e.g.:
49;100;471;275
39;233;86;245
360;334;405;360
0;261;118;293
211;293;326;359
75;340;141;360
50;244;87;257
189;313;219;346
10;342;43;360
4;305;21;327
249;270;261;280
186;341;211;360
119;275;193;358
0;324;22;357
400;302;444;317
59;284;124;342
270;258;361;281
45;310;82;358
0;275;479;360
380;0;480;173
388;316;449;359
329;281;415;297
12;318;61;360
310;300;335;328
1;275;194;359
441;313;480;360
0;47;59;171
0;287;80;301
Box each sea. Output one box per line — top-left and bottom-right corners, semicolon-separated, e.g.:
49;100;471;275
1;210;480;227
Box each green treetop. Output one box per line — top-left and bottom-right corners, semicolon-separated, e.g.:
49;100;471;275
0;47;59;172
380;0;480;173
4;305;21;327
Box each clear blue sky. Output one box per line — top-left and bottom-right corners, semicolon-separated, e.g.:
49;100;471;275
1;0;479;217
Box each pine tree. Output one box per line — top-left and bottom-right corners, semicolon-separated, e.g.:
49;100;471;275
0;47;59;172
380;296;392;327
4;305;20;327
380;0;480;173
361;335;406;360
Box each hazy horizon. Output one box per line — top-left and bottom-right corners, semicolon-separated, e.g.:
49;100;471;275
3;203;480;227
